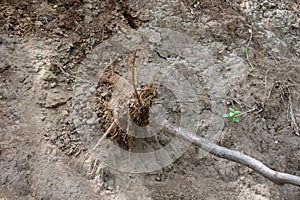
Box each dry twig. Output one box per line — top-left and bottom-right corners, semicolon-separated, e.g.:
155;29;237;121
91;120;117;152
286;87;299;136
245;26;255;72
130;50;142;106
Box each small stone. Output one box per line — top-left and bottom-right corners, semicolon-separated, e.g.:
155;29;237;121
0;60;10;73
107;185;114;191
50;82;57;88
172;105;178;112
262;10;274;18
159;136;169;146
268;128;275;135
62;110;69;116
64;137;70;144
56;141;64;149
35;20;43;27
53;28;64;35
86;118;95;125
73;118;81;128
0;175;8;185
155;175;161;181
50;134;57;141
84;15;93;24
84;3;93;9
149;32;161;44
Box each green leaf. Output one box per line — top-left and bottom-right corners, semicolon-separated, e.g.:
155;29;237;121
243;47;248;54
233;118;239;123
229;112;235;117
234;110;241;115
229;108;235;112
224;114;230;118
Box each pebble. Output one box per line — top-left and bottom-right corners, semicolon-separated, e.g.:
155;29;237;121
159;136;169;146
86;118;95;125
0;175;8;185
84;15;93;24
73;118;81;128
50;82;57;88
0;60;9;73
172;105;178;112
50;134;57;141
84;3;93;9
35;20;43;27
62;110;69;116
56;141;64;149
155;176;161;181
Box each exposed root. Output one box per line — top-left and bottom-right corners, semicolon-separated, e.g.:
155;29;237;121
129;84;158;126
89;158;100;177
245;26;255;72
151;119;300;187
91;120;117;152
276;81;299;136
262;80;299;136
68;148;83;165
286;87;299;136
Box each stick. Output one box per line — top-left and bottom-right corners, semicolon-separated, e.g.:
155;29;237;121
151;119;300;187
91;120;116;151
245;27;255;71
287;88;299;136
130;50;143;106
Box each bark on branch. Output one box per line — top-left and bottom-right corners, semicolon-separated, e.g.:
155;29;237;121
151;119;300;187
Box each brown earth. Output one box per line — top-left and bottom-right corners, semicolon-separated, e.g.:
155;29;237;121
0;0;299;199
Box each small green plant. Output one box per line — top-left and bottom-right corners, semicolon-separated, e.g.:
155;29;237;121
242;47;255;73
224;108;241;123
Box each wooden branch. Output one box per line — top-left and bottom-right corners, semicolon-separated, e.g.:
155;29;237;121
151;119;300;187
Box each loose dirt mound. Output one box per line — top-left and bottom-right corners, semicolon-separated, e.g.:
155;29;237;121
0;0;299;199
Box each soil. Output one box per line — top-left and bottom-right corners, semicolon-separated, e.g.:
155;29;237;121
0;0;299;199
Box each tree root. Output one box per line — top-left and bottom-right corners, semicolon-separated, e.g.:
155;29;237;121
151;119;300;187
